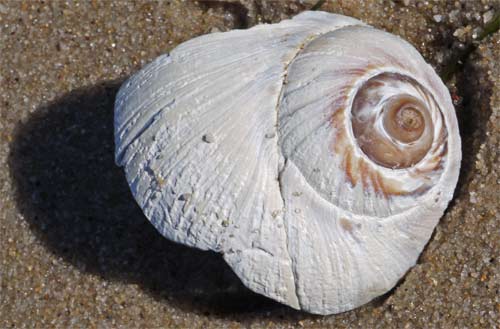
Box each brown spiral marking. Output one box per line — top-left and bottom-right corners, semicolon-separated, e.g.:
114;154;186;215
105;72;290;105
331;105;409;198
328;68;451;199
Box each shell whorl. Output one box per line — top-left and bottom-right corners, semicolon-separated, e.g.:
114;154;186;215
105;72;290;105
114;12;461;315
351;73;437;169
279;24;455;219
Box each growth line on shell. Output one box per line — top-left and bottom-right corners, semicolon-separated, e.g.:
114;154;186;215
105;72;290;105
273;32;326;309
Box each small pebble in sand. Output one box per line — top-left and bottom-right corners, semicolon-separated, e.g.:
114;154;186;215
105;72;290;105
483;10;494;24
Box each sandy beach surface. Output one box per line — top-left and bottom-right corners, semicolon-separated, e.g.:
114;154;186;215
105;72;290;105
1;1;498;328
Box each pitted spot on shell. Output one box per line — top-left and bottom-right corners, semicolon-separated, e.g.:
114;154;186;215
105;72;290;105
339;217;354;232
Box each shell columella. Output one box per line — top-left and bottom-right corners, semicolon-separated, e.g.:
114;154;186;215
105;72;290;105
114;12;461;315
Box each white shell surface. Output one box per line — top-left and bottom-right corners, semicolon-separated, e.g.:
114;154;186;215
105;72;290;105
114;12;461;315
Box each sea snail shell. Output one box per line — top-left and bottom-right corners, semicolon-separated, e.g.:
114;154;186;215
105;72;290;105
114;12;461;315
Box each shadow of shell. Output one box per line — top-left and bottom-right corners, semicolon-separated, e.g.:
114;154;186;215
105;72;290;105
8;80;292;318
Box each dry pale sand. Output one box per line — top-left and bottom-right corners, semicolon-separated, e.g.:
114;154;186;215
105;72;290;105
1;1;498;328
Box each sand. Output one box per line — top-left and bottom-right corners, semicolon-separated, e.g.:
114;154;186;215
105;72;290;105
1;1;498;328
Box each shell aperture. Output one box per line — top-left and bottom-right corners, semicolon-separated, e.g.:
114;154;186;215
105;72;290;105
114;12;461;315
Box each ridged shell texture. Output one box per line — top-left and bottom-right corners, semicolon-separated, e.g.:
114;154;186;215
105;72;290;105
114;12;461;314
